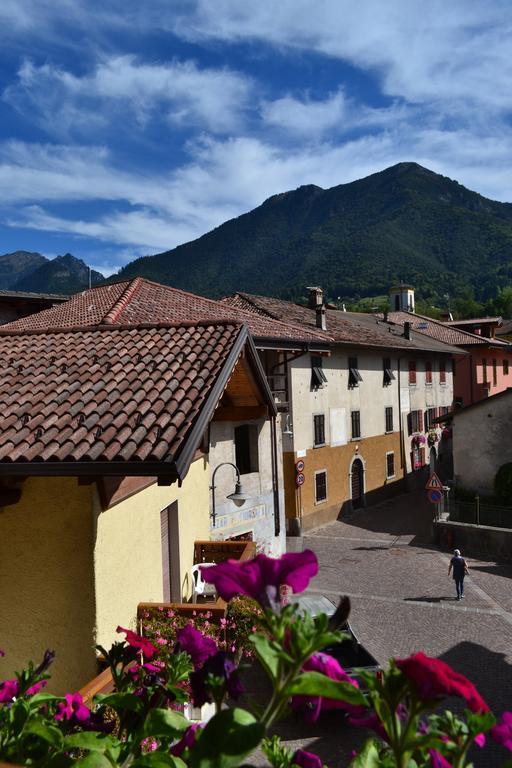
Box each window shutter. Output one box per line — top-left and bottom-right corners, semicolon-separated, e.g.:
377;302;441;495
418;410;424;432
419;447;425;466
407;413;412;436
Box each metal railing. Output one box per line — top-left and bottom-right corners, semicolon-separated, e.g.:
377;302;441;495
449;499;512;529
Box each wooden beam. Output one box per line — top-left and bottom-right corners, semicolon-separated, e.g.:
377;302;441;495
213;405;268;422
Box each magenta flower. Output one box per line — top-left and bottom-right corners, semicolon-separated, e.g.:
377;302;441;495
55;692;90;722
428;750;452;768
0;650;4;657
170;723;202;756
396;652;489;713
474;732;486;748
190;652;244;707
292;748;323;768
116;626;158;659
176;625;218;668
0;679;19;703
26;681;47;697
349;711;387;741
201;550;318;609
491;711;512;751
292;652;360;723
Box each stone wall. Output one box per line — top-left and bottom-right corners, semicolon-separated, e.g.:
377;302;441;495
435;519;512;562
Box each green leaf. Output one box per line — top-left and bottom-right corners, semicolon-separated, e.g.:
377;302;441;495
349;738;381;768
190;708;264;768
286;672;367;706
23;717;64;749
250;634;281;681
133;753;187;768
28;692;61;706
95;692;144;713
143;708;190;737
64;732;120;752
75;753;113;768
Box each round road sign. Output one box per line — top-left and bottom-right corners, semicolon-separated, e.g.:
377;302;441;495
427;488;443;504
296;473;305;487
295;459;305;472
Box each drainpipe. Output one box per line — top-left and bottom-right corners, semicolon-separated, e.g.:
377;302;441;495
397;358;405;473
270;415;281;537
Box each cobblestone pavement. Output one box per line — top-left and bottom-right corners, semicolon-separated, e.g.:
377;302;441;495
248;490;512;767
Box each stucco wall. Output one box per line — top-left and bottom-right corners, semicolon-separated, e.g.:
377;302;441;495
284;432;403;531
92;457;210;650
209;418;285;555
0;477;97;693
453;394;512;494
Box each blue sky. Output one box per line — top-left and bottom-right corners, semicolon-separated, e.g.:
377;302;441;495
1;1;512;276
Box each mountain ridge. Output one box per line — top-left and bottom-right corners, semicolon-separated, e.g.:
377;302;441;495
0;251;104;294
111;162;512;302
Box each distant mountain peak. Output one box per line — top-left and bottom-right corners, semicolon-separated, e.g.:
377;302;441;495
110;162;512;303
0;251;104;294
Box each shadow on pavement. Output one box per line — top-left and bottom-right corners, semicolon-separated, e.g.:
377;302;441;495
470;563;512;579
404;595;457;603
439;642;512;767
338;490;435;546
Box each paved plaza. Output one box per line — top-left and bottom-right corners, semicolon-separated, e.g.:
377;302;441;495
250;490;512;767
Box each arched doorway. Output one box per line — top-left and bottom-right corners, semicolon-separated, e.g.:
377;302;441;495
351;458;364;509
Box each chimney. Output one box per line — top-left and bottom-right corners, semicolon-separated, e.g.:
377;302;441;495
404;321;411;340
307;286;323;310
316;304;327;331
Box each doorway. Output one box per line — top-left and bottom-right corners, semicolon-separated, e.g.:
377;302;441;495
351;458;364;509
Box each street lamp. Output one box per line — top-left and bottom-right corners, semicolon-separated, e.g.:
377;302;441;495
210;462;250;526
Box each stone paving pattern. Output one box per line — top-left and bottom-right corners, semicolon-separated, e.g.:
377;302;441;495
248;490;512;767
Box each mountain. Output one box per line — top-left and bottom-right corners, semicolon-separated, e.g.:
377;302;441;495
112;162;512;302
0;251;48;290
11;253;104;294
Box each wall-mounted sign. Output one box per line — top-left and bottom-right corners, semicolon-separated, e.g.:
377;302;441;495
296;473;305;487
295;459;305;472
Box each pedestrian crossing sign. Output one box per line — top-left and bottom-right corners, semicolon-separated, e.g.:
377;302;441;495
425;472;442;491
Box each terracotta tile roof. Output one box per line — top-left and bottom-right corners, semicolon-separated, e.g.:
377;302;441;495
0;321;247;476
3;278;330;346
386;310;510;348
222;293;462;353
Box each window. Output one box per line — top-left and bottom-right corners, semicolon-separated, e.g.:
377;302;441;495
383;357;395;386
315;471;327;503
493;359;497;386
408;360;417;385
351;410;361;439
482;358;488;384
408;409;424;435
425;407;436;431
235;425;259;474
386;452;395;479
311;355;327;389
313;414;326;447
348;356;363;388
504;359;510;376
385;406;393;433
439;360;446;384
425;361;432;385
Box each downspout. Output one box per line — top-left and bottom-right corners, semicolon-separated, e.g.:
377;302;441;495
270;414;281;537
397;358;405;473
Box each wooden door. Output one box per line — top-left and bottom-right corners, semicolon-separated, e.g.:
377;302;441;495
351;459;364;508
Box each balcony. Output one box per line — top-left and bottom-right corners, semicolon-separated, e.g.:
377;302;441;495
79;539;256;701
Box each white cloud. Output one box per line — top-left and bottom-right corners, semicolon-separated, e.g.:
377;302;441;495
171;1;512;112
5;56;255;136
261;90;347;137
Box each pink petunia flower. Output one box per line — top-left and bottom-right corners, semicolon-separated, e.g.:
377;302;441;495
116;626;158;659
428;750;452;768
292;748;323;768
396;652;489;713
200;550;318;610
170;723;202;756
55;692;90;722
176;624;217;668
490;711;512;751
26;681;47;696
0;679;19;703
292;652;360;723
